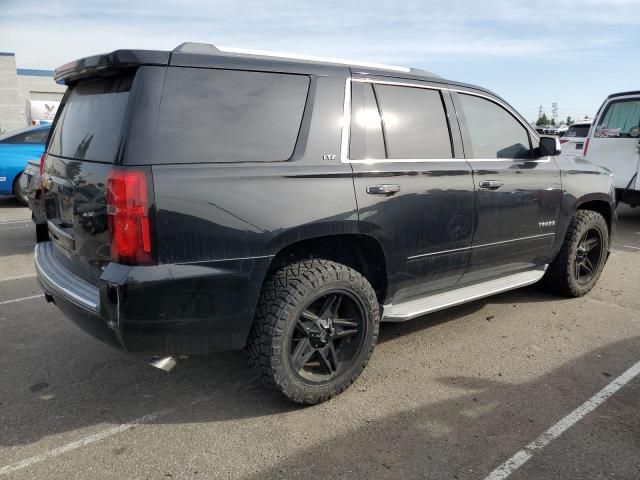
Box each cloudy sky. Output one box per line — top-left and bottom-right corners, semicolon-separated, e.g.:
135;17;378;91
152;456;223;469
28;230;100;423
1;0;638;123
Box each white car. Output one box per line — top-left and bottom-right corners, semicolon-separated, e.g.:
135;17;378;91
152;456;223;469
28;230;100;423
560;122;591;158
584;90;640;206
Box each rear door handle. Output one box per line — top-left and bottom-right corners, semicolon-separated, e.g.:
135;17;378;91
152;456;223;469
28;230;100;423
479;180;504;190
366;184;401;195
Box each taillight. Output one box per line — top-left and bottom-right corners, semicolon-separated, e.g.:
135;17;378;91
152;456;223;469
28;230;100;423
39;152;47;177
39;152;47;193
583;137;590;156
560;139;570;144
107;168;155;265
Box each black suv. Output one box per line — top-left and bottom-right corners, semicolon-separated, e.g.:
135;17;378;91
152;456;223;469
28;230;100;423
36;43;616;404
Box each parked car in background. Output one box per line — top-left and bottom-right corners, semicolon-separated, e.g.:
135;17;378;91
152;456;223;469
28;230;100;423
560;122;591;158
19;158;46;223
0;125;50;205
36;44;615;404
536;125;558;135
584;91;640;206
556;124;569;136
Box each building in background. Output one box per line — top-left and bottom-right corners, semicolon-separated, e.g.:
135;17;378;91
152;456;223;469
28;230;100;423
0;52;66;133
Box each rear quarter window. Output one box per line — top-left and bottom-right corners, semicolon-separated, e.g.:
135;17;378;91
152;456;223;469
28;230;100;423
153;68;310;164
595;99;640;138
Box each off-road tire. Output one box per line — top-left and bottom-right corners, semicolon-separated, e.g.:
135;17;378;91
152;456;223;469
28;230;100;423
245;259;380;404
542;210;609;297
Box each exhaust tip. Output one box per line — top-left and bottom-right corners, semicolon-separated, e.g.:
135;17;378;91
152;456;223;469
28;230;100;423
149;356;177;373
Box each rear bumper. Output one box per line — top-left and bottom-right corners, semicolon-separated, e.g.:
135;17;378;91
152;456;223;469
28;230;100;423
35;241;271;356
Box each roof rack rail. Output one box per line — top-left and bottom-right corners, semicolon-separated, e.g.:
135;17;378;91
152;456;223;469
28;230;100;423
217;46;411;73
171;43;441;77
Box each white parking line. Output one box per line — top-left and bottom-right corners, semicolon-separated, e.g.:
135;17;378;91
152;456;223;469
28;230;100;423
0;220;31;226
0;409;172;475
0;294;44;306
484;359;640;480
0;225;32;231
613;243;640;250
0;273;36;282
0;397;210;475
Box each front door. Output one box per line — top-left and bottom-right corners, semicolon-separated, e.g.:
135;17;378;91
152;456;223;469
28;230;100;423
451;89;562;283
588;95;640;191
347;76;475;303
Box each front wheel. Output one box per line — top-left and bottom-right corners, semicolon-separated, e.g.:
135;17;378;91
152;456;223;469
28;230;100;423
542;210;609;297
246;259;380;404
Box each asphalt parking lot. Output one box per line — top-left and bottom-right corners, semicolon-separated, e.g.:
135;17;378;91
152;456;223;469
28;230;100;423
0;196;638;480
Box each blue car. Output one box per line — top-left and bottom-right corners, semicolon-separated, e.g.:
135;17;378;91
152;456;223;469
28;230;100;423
0;125;50;205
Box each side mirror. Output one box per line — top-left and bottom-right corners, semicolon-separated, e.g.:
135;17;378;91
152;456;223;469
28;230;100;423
539;135;561;156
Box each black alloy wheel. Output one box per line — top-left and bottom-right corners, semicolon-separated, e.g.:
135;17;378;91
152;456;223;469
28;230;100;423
542;209;609;297
574;228;603;285
289;290;366;384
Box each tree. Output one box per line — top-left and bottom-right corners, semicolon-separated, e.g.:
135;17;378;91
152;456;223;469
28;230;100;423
566;116;574;126
536;113;551;126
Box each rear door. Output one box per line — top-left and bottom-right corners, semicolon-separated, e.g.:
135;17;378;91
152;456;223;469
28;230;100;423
349;76;475;303
587;95;640;190
451;89;562;283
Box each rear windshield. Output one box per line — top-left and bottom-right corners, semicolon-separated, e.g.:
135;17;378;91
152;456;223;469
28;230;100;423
565;125;590;138
153;68;310;164
48;74;133;162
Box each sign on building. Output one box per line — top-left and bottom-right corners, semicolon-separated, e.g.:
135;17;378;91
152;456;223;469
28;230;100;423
28;100;60;125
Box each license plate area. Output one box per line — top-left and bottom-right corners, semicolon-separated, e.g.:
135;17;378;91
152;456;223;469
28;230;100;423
58;192;74;226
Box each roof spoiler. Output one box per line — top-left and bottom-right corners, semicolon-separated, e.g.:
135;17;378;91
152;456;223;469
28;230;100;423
54;50;170;85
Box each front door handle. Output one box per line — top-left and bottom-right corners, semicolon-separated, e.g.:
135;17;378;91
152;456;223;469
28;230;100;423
479;180;504;190
366;184;401;195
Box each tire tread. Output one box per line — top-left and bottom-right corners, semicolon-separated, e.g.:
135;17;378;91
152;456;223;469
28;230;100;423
245;259;379;404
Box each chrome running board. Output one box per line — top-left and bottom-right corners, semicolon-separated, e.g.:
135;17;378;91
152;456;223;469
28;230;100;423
381;266;547;322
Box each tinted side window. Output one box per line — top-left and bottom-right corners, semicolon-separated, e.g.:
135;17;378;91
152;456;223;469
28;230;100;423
1;132;30;144
596;99;640;138
1;129;49;144
459;94;531;159
350;83;385;160
23;129;50;144
155;68;309;164
373;84;452;159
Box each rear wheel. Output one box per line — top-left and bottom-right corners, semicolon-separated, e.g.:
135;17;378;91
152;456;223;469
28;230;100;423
13;174;28;206
246;259;379;404
542;210;609;297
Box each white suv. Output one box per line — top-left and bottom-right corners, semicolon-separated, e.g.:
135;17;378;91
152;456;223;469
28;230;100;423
560;122;591;158
584;91;640;206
